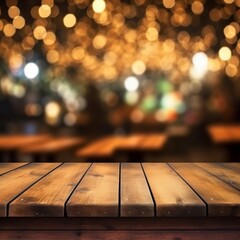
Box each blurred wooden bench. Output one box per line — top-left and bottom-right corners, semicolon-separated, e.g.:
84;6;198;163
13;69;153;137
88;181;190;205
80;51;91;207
0;135;50;161
208;125;240;143
76;134;167;161
208;125;240;161
0;162;239;239
19;137;85;161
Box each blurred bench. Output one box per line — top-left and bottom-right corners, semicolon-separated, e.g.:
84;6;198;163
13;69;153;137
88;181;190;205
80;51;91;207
19;137;85;162
0;135;50;161
208;125;240;161
76;134;167;162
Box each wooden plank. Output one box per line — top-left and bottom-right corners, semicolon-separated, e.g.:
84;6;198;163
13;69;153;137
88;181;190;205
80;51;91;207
0;163;61;217
9;163;91;217
67;163;119;217
221;163;240;172
143;163;206;217
1;230;240;240
76;137;123;158
20;137;84;154
170;163;240;217
0;163;28;175
195;163;240;190
121;163;154;217
1;217;240;230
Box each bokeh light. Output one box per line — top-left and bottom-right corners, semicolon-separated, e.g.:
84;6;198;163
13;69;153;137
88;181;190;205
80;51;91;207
124;76;139;92
24;63;39;79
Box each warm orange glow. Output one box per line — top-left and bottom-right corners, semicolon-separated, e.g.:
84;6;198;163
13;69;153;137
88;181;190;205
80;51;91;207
218;47;232;61
33;26;47;39
38;4;51;18
63;14;76;28
92;0;106;13
8;6;20;18
3;24;16;37
13;16;25;29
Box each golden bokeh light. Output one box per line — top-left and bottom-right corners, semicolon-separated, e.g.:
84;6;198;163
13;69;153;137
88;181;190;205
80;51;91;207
218;46;232;61
146;27;158;41
224;25;237;39
132;60;146;75
163;0;175;9
93;35;107;49
43;31;56;45
8;6;20;18
13;16;25;29
47;50;59;63
92;0;106;13
38;4;51;18
72;47;86;61
191;1;204;15
63;13;77;28
226;63;238;77
33;25;47;39
3;23;16;37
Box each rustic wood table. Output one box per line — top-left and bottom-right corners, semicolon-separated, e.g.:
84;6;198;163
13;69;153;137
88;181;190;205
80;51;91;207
208;125;240;161
19;137;85;161
0;135;51;161
76;134;167;161
207;125;240;143
0;162;239;239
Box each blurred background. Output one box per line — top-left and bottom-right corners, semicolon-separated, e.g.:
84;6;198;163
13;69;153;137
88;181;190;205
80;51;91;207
0;0;239;162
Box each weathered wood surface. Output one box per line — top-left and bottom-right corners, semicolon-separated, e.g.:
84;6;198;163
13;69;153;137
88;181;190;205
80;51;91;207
0;230;239;240
143;163;206;217
0;163;28;175
195;162;240;190
9;163;91;217
121;163;154;217
170;163;240;217
67;163;119;217
0;163;61;216
0;162;240;217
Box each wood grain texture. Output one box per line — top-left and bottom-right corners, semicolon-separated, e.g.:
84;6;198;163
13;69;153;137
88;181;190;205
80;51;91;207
195;163;240;190
9;163;91;217
170;163;240;217
121;163;154;217
1;230;239;240
76;137;124;158
1;217;240;230
221;163;240;172
0;163;28;175
143;163;206;217
0;163;61;216
67;163;119;217
20;137;84;154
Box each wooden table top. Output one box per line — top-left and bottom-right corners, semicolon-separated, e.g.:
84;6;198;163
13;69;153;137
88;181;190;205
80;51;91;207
76;134;167;158
208;125;240;143
20;137;84;154
0;135;51;150
0;162;239;217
